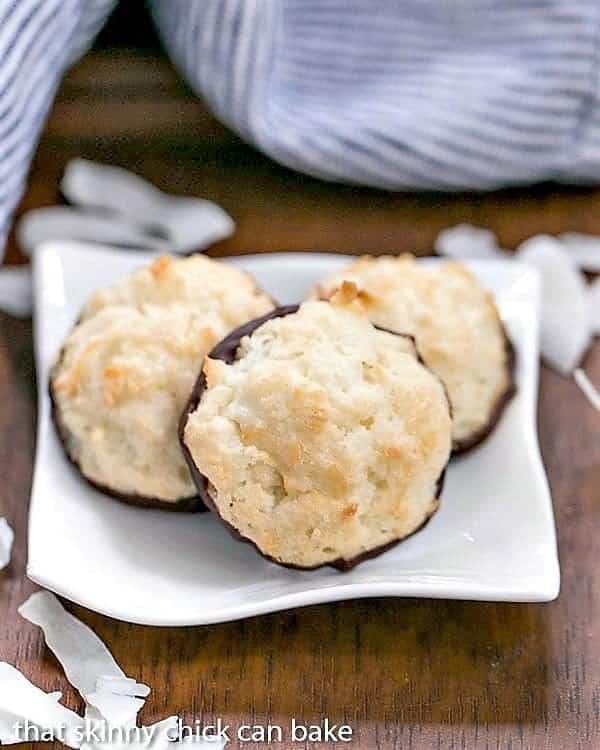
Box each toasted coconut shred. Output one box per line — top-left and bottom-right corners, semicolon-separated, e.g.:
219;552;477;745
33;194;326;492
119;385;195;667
2;592;225;749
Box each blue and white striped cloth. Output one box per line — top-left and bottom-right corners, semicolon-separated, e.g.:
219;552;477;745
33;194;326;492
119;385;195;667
2;0;600;251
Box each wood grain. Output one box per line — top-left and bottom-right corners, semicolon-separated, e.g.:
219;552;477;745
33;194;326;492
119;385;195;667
1;15;600;750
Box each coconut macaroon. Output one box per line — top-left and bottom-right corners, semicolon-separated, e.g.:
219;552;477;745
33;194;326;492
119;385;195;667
314;256;515;452
50;255;274;508
181;298;452;570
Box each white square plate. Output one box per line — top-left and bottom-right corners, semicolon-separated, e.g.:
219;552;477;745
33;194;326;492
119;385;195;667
28;242;560;625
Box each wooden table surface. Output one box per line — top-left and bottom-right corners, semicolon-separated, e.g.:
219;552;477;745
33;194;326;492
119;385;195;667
1;10;599;749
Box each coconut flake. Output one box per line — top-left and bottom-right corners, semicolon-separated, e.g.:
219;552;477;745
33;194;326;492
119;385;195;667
574;368;600;412
517;235;592;375
17;207;169;257
0;266;32;318
9;594;225;749
86;690;145;730
62;160;235;254
86;677;150;729
0;662;84;747
19;592;126;696
0;518;14;569
557;233;600;272
18;592;149;727
434;224;506;260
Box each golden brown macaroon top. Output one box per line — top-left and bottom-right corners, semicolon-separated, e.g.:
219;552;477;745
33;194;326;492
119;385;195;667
183;299;452;568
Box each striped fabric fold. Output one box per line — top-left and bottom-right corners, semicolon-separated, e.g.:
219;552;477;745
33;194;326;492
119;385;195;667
152;0;600;191
0;0;117;255
3;0;600;257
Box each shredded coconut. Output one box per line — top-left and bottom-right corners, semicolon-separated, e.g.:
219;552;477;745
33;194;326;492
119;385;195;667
61;160;234;254
517;236;592;375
